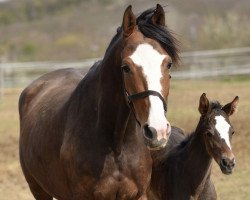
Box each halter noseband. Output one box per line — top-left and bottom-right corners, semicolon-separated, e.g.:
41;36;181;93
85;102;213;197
126;90;167;112
121;68;168;126
124;89;167;126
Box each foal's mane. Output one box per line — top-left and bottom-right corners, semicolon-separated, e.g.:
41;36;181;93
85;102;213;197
106;6;180;64
178;101;223;149
209;101;222;110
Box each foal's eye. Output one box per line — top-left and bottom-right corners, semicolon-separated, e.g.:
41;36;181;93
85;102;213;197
232;131;235;135
167;62;173;69
206;132;213;138
121;65;131;73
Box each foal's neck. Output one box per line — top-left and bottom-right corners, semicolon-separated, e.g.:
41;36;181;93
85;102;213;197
188;126;212;172
151;120;213;199
181;120;213;190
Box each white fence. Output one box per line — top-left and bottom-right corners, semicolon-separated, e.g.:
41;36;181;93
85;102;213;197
173;47;250;78
0;47;250;99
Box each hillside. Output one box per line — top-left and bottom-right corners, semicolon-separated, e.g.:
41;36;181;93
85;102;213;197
0;0;250;61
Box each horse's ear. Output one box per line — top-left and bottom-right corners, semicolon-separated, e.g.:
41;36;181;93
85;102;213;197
122;5;136;37
151;4;165;26
222;96;239;116
199;93;209;115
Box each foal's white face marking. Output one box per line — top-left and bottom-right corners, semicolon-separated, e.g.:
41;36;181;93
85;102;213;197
215;115;231;149
130;43;170;140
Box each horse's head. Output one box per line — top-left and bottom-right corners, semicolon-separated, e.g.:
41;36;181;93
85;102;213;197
198;93;239;174
120;5;179;150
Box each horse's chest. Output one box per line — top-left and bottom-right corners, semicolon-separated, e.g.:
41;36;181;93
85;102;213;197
93;155;151;199
62;137;152;199
94;174;139;199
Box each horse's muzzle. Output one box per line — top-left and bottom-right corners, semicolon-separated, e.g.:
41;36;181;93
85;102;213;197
143;125;170;150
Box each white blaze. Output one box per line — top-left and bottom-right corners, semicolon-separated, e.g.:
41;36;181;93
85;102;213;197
130;43;170;140
215;115;231;149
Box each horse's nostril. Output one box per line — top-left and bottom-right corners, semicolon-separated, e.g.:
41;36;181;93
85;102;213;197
230;158;236;168
222;158;228;167
143;125;156;140
222;158;235;168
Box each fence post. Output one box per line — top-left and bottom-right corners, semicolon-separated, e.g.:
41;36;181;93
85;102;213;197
0;61;3;101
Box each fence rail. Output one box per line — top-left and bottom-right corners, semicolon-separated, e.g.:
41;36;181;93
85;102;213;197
1;47;250;92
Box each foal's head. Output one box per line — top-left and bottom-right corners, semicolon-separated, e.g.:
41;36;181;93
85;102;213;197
198;93;239;174
120;5;179;149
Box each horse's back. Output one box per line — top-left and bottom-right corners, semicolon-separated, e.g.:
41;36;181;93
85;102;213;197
19;68;84;118
19;68;82;154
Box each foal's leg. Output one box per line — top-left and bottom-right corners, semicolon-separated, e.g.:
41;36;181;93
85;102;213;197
198;178;217;200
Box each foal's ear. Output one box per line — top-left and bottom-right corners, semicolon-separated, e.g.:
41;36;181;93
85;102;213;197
151;4;165;26
222;96;239;116
122;5;136;37
199;93;209;115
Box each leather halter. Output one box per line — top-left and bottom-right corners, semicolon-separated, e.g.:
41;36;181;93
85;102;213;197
121;67;168;126
126;90;167;112
124;89;167;127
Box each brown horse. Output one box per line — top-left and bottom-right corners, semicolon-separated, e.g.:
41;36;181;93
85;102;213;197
19;4;179;200
149;93;239;200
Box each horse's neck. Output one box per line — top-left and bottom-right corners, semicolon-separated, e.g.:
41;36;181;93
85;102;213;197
96;43;126;126
66;42;124;122
75;41;138;151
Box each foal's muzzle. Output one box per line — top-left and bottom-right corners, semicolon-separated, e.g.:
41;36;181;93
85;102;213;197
219;157;235;175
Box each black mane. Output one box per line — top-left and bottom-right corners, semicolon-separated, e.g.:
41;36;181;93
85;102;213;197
106;6;180;64
136;7;180;64
178;101;223;149
179;133;194;148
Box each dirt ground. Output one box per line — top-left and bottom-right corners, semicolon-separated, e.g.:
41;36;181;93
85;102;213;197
0;77;249;199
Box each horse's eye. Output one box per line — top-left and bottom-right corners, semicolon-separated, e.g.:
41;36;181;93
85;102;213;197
167;62;173;69
122;65;130;73
232;131;235;135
